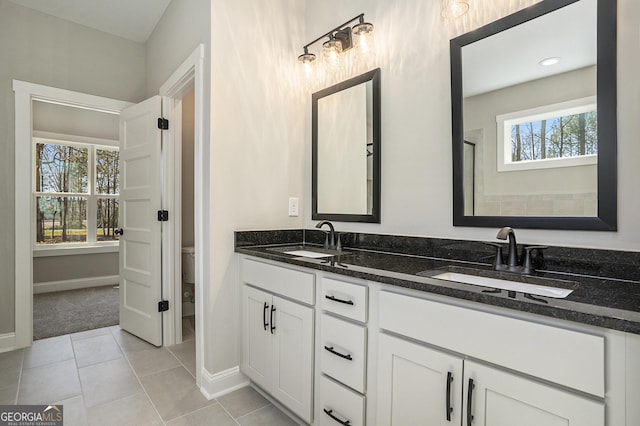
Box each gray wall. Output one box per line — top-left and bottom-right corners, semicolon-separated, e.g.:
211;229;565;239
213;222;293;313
0;0;146;334
33;102;120;140
33;253;118;283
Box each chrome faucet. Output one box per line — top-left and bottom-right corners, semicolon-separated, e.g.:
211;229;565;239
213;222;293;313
315;221;340;251
496;226;519;269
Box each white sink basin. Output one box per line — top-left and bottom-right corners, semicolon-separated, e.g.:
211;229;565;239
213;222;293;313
432;272;574;299
283;250;334;259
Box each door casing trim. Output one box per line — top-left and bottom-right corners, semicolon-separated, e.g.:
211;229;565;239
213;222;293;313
13;80;132;349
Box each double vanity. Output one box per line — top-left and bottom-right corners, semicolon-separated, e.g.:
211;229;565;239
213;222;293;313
236;0;634;423
235;229;640;426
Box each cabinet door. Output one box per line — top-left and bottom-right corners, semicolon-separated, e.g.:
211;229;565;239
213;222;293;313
463;361;604;426
271;295;314;423
242;285;272;391
377;333;463;426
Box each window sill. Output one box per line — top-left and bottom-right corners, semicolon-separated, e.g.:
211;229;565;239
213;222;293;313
33;243;119;257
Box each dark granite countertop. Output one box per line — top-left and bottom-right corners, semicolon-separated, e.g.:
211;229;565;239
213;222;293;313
235;230;640;335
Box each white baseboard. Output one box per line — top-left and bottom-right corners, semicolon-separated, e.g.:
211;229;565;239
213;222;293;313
33;275;119;294
200;366;249;400
0;332;17;353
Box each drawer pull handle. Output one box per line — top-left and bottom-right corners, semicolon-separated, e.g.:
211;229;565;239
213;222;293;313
262;302;269;331
467;378;475;426
323;408;351;425
324;345;353;361
325;295;354;305
270;305;276;334
446;371;453;421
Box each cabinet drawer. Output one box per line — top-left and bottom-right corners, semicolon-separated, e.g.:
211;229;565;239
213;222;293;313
241;257;315;305
321;277;368;322
379;291;605;397
321;314;367;393
318;375;365;426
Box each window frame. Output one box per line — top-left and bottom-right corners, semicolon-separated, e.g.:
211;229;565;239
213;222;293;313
32;131;120;253
496;96;597;172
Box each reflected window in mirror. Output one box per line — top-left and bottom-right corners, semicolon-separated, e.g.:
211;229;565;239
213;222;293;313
312;68;381;223
450;0;617;230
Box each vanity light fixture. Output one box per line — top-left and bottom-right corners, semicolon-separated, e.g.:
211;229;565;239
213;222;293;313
539;56;561;66
298;13;374;68
441;0;470;19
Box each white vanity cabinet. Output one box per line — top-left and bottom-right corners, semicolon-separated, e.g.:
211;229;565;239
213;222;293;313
317;276;369;426
376;290;605;426
377;333;463;425
240;258;315;423
238;254;639;426
463;361;603;426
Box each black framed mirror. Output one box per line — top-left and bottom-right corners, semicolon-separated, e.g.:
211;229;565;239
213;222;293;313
451;0;617;230
312;68;381;223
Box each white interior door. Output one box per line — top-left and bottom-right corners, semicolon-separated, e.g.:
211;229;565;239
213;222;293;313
119;96;164;346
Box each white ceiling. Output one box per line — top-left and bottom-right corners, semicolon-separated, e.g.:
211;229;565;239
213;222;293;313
462;0;597;97
8;0;172;43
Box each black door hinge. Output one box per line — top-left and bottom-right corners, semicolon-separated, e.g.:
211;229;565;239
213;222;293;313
158;300;169;312
157;117;169;130
157;210;169;221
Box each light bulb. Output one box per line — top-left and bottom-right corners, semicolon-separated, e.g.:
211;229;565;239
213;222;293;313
323;38;342;67
353;21;374;54
303;61;313;78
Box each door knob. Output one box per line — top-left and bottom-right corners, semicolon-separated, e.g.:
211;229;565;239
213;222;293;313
114;228;124;236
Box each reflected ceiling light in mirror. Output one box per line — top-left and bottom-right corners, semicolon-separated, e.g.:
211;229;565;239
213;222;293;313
441;0;470;19
539;56;561;66
298;13;374;69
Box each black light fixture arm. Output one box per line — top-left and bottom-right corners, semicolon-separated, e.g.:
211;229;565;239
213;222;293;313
302;13;365;51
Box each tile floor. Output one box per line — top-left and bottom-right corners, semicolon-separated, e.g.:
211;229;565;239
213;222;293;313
0;321;297;426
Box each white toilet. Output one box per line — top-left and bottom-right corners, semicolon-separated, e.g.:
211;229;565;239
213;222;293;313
182;246;196;316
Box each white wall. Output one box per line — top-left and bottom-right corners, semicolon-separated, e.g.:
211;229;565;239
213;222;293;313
0;0;146;335
302;0;640;251
146;0;307;376
209;0;306;373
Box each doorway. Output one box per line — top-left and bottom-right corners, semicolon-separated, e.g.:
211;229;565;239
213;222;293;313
13;45;205;367
31;101;121;340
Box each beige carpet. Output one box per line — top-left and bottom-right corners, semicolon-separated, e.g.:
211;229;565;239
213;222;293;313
33;285;119;340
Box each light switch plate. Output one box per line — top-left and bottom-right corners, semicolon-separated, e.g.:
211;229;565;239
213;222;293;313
288;197;299;217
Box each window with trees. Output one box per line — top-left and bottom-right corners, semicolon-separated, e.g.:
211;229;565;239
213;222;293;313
34;136;119;247
497;97;597;172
